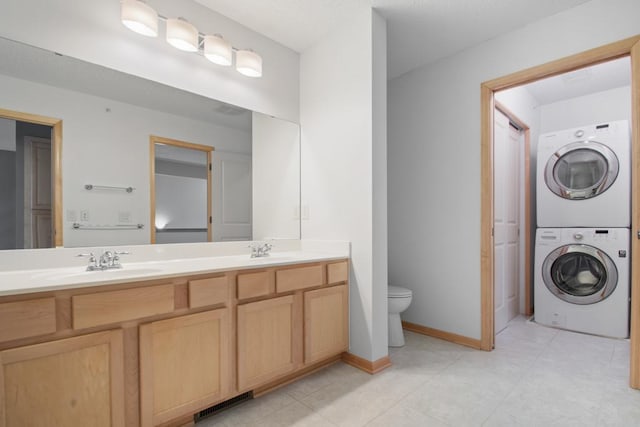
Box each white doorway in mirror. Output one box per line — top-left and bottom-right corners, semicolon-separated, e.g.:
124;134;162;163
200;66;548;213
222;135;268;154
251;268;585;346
212;150;252;241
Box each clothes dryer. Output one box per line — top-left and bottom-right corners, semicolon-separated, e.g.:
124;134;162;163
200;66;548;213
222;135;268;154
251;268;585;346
534;228;629;338
536;120;629;227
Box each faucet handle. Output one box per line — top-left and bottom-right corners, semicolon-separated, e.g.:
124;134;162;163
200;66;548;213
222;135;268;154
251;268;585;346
76;252;95;258
77;252;97;270
248;244;258;257
112;251;130;267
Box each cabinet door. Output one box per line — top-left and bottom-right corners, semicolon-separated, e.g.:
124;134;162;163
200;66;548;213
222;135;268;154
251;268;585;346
304;284;349;364
0;330;125;427
237;295;297;391
139;309;230;427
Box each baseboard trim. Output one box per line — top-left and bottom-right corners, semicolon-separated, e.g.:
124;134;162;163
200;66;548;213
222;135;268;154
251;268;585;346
253;355;342;397
341;352;392;374
402;321;483;350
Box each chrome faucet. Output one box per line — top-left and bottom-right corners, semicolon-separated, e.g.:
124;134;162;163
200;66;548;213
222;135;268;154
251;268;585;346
77;249;130;271
249;242;273;258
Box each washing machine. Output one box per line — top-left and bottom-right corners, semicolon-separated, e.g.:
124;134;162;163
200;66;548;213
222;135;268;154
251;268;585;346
534;228;629;338
536;120;630;227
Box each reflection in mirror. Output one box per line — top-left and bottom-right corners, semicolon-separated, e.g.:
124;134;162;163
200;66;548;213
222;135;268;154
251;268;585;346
151;137;212;244
0;110;62;249
252;114;300;240
0;36;300;250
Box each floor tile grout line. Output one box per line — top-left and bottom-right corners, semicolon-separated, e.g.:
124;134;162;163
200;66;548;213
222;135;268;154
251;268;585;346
479;317;561;426
361;370;444;426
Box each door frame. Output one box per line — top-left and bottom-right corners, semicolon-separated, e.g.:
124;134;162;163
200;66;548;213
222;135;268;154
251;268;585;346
494;101;532;319
480;35;640;388
149;135;213;244
0;108;62;247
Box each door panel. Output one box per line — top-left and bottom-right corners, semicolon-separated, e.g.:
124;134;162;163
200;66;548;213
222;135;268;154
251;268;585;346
212;151;252;241
494;109;520;333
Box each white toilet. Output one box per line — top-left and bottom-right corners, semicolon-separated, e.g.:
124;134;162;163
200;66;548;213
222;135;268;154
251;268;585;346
388;285;413;347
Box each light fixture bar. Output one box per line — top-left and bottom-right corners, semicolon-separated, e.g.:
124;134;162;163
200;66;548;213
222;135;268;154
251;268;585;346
120;2;262;77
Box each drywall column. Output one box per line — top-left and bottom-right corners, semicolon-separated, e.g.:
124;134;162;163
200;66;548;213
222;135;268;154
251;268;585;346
300;8;388;362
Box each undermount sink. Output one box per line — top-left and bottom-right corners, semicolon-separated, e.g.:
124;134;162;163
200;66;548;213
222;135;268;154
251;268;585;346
248;255;296;262
31;266;164;281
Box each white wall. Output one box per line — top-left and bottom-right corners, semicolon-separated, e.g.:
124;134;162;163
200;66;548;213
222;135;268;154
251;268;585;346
0;118;16;151
0;0;299;122
252;113;300;240
539;86;631;133
0;73;250;248
155;174;208;229
388;0;640;340
300;8;388;361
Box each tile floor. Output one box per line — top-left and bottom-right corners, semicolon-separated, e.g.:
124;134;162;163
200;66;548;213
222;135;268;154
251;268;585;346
199;316;640;426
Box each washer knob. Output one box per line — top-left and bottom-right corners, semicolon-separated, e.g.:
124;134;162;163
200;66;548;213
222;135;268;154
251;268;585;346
575;130;585;138
574;233;583;241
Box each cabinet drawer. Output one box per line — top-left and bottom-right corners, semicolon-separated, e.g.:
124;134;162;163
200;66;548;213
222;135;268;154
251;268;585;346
0;297;56;342
237;271;271;300
189;276;229;308
276;265;323;293
327;261;349;284
72;285;174;330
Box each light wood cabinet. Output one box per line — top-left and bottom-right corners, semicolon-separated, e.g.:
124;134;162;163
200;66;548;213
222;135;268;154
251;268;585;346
0;258;348;426
276;265;323;293
0;330;125;427
139;309;231;427
72;284;174;330
304;284;349;364
0;297;56;343
237;295;300;391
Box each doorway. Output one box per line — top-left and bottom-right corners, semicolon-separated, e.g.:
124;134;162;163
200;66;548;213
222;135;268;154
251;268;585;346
0;108;62;248
149;135;213;244
480;35;640;388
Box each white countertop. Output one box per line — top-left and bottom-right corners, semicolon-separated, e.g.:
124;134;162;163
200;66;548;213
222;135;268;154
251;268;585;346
0;242;350;297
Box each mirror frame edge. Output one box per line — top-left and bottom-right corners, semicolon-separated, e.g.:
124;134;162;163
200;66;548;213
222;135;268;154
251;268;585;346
149;135;214;244
0;107;62;248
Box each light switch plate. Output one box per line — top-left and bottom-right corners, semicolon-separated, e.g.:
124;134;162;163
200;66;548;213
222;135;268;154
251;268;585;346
66;209;77;222
118;211;131;223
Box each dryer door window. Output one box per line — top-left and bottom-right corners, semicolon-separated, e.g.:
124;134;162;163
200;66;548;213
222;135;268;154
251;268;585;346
542;244;618;305
545;141;619;200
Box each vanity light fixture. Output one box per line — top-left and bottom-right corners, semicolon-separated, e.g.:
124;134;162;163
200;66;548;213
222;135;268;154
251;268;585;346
120;0;158;37
119;0;262;77
204;34;232;66
166;18;199;52
235;49;262;78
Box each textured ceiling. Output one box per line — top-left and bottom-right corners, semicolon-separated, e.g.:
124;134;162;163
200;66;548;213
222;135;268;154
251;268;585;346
194;0;592;79
523;56;631;105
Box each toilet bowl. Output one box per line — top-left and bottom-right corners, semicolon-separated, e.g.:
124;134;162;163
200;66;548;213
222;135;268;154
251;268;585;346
388;285;413;347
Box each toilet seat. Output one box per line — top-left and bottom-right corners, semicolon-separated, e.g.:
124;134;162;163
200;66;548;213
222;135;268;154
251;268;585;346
388;285;412;298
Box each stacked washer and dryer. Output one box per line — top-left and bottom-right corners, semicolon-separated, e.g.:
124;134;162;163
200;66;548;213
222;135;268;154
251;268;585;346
534;120;631;338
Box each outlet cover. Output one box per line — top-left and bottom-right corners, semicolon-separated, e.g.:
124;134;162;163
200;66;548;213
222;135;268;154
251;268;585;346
118;211;131;223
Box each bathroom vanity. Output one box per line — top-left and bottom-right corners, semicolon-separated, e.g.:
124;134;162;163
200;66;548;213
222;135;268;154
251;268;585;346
0;247;349;427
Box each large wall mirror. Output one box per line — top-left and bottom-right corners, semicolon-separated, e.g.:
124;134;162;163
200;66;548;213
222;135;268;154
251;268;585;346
0;36;300;250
